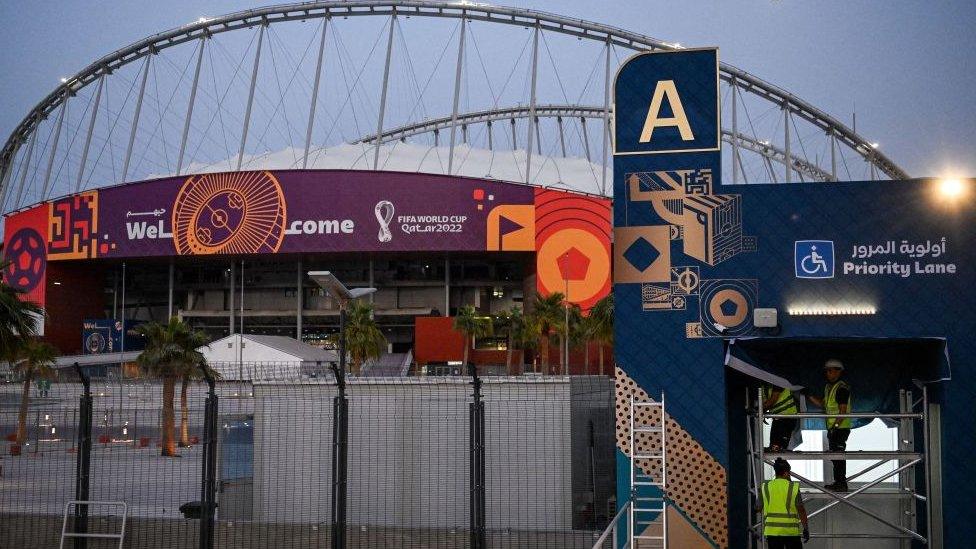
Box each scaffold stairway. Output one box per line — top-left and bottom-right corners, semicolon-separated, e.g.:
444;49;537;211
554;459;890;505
748;387;932;547
630;394;668;548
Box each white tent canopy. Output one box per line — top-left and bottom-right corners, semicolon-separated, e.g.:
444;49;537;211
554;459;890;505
200;334;338;381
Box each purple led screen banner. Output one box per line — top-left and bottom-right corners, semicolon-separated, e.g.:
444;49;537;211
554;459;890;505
31;170;536;259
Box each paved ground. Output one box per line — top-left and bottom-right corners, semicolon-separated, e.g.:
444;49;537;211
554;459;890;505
0;514;607;548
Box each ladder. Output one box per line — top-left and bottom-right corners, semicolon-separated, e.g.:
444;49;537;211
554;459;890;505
59;500;128;549
630;394;668;548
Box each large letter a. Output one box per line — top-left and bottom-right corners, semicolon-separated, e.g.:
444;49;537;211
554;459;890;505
639;80;695;143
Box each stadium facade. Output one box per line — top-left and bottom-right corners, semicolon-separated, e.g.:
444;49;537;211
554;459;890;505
3;169;611;370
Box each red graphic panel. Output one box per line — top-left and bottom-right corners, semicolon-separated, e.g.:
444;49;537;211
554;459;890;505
3;204;49;307
48;191;99;260
534;189;612;311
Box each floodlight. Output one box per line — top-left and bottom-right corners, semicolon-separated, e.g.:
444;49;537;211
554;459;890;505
308;271;376;306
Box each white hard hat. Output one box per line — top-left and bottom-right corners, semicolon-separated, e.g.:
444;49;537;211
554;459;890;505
824;359;844;371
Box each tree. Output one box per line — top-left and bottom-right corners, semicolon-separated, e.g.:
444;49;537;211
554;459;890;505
589;294;614;375
12;339;57;444
135;317;208;456
453;305;492;369
0;262;44;358
529;292;566;374
567;304;589;374
343;300;386;374
177;333;215;447
493;306;528;375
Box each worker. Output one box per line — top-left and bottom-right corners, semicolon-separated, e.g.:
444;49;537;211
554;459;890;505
762;384;799;452
760;458;809;548
805;358;852;491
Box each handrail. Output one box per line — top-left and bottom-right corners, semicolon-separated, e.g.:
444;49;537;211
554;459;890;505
762;412;922;420
591;499;631;548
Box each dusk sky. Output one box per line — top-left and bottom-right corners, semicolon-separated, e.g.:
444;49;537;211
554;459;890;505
1;0;974;178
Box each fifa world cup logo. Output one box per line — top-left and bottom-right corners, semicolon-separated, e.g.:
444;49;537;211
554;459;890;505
375;200;394;243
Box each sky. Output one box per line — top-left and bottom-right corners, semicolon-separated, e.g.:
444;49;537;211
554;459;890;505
1;0;974;179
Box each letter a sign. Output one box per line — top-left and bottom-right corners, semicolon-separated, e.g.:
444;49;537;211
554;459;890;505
614;48;720;155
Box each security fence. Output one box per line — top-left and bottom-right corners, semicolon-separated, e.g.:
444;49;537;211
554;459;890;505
0;366;616;548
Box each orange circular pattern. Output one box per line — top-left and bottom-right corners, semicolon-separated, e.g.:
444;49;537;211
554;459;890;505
172;171;287;255
707;288;749;327
536;227;611;307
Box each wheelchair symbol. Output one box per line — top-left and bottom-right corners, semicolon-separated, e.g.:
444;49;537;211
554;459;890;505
800;246;829;275
795;240;834;279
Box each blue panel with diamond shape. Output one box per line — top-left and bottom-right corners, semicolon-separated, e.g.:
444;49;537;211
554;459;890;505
622;236;660;272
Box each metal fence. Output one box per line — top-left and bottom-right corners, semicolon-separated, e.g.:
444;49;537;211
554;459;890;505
0;365;616;548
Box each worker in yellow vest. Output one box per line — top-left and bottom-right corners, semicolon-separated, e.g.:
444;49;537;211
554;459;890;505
762;384;798;452
806;358;853;491
760;458;809;548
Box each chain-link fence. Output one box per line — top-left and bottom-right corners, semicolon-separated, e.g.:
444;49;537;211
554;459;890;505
0;367;616;548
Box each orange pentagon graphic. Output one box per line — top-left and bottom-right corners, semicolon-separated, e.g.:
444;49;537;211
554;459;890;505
534;189;612;311
172;171;287;255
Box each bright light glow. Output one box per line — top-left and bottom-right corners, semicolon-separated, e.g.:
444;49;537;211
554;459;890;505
197;17;209;23
939;178;965;198
870;142;879;148
59;77;68;83
788;306;877;316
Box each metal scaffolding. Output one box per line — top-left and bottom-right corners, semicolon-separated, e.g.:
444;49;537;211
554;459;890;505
747;387;934;547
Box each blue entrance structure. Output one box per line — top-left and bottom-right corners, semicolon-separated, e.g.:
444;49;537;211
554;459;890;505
612;47;973;548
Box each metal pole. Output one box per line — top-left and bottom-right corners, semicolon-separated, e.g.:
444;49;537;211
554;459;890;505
581;117;591;162
469;363;486;549
303;17;330;169
120;262;127;378
167;260;174;319
510;118;516;149
330;308;348;549
448;16;467;175
73;362;92;549
177;37;206;176
75;73;105;193
830;130;837;181
732;78;739;184
525;23;540;184
601;37;611;194
198;365;218;549
487;120;493;151
923;385;933;546
229;261;235;335
41;96;68;199
563;269;569;375
557;117;566;158
783;102;791;183
122;54;152;183
11;129;36;211
373;13;397;170
296;259;303;340
444;256;450;316
237;24;266;171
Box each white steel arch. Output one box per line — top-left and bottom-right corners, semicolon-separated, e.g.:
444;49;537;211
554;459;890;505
0;0;908;213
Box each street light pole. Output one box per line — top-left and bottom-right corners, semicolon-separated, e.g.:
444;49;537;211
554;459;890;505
307;271;375;549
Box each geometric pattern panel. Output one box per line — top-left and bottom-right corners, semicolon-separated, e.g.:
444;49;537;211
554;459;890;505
616;367;728;548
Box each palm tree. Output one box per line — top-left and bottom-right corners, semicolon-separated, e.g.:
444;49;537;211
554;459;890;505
0;262;44;358
177;331;213;447
453;305;493;369
529;292;565;374
567;304;589;374
12;339;57;444
589;294;614;375
135;317;208;456
493;306;526;374
343;300;386;374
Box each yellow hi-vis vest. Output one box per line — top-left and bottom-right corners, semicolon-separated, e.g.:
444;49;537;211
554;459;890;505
764;386;798;415
825;380;853;429
762;478;802;537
